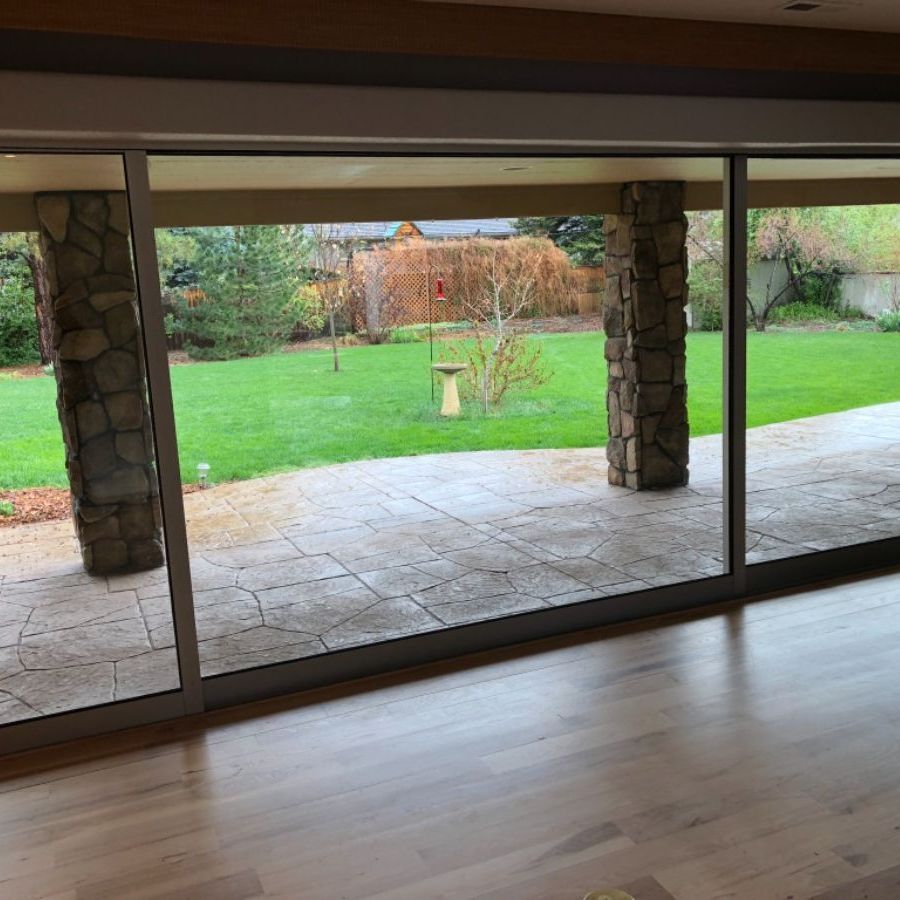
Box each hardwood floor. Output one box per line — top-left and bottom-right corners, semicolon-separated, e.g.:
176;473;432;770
2;567;900;899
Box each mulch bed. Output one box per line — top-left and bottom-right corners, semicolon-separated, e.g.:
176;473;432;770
0;488;71;527
0;483;206;528
438;314;604;341
0;363;48;380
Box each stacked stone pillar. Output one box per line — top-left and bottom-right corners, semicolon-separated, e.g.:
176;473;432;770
603;182;689;489
35;191;164;575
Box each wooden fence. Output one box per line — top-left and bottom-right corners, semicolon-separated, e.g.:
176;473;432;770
164;255;605;350
348;252;604;332
572;265;605;316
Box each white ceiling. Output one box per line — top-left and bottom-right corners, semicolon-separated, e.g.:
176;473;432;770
1;154;896;230
146;156;725;191
419;0;900;33
0;154;897;194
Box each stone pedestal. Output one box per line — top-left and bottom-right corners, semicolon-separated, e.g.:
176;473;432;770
603;182;689;490
35;191;164;575
432;363;467;416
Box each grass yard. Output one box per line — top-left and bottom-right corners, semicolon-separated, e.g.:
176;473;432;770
1;330;898;489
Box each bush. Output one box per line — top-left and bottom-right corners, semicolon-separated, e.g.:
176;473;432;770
441;333;552;409
689;260;723;331
800;271;843;311
388;326;426;343
876;309;900;332
0;500;13;517
0;277;39;367
770;302;841;324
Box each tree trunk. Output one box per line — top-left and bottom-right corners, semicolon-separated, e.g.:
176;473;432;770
329;309;340;372
824;272;837;311
26;250;53;365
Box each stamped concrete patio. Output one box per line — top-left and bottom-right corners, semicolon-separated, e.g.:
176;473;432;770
2;402;899;724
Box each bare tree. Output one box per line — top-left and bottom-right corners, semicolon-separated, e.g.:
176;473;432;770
308;224;349;372
440;237;564;411
685;209;858;332
748;209;853;332
348;243;408;344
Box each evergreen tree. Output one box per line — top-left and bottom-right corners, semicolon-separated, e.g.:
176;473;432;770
180;225;303;359
513;215;605;266
0;232;52;365
156;227;198;292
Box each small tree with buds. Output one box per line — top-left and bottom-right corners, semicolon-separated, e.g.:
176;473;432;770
438;237;569;410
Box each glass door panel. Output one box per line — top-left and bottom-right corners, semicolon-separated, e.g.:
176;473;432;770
745;158;900;564
148;153;726;678
0;153;181;726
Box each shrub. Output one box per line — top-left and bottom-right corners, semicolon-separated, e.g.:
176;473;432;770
770;302;840;324
0;500;14;517
841;304;868;320
876;309;900;332
388;326;426;343
800;271;843;311
0;276;39;367
689;260;723;331
429;240;558;411
691;294;723;332
442;333;552;409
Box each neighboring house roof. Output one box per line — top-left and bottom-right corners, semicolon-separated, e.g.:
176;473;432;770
306;219;518;241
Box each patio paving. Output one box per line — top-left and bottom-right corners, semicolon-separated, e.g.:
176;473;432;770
2;402;899;724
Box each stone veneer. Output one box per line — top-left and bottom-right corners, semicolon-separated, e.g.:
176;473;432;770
603;182;690;489
35;191;164;575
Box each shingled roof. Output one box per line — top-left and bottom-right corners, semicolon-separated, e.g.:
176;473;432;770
307;218;518;241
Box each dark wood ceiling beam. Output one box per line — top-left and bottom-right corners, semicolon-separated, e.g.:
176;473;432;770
6;1;900;77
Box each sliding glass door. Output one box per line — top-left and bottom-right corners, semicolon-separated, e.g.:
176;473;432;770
4;148;897;750
143;153;727;684
0;153;183;730
745;158;900;565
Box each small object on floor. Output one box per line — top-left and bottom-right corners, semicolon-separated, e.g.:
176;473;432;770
583;890;635;900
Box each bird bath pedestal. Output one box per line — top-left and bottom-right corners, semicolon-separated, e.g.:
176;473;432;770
431;363;468;417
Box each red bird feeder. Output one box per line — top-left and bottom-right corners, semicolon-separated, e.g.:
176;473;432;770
435;277;446;301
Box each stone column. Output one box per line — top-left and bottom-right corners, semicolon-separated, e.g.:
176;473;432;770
35;191;164;575
603;182;689;490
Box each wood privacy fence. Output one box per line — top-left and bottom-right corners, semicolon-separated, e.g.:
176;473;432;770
572;265;605;316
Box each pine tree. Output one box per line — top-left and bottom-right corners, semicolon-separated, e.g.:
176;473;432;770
513;215;605;266
181;225;302;359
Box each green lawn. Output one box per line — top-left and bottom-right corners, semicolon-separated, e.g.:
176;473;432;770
1;330;898;489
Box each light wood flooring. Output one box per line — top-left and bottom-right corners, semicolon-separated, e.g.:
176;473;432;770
2;567;900;899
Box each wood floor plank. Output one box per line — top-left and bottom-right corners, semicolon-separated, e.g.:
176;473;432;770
1;566;899;899
808;862;900;899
